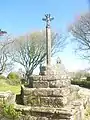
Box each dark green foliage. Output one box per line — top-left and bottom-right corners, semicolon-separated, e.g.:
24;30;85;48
2;103;21;119
71;80;90;88
87;77;90;81
7;72;21;85
7;72;20;80
6;79;21;86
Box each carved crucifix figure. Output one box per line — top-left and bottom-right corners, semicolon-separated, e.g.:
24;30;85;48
42;14;54;66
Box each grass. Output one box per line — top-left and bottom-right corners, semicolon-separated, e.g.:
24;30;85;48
0;79;21;94
84;107;90;120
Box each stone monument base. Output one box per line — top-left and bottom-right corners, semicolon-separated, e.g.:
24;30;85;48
15;101;84;120
15;75;87;120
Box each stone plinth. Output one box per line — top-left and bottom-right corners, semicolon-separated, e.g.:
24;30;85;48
29;75;70;88
15;105;73;119
22;86;71;107
15;101;84;120
19;69;86;120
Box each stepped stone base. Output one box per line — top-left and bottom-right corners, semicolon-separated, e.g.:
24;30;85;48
22;86;70;107
15;101;84;120
18;74;87;120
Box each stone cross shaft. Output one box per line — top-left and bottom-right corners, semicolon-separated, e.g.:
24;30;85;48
42;14;54;66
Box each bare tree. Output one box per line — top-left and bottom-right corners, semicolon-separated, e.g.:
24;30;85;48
0;35;13;74
69;12;90;60
10;31;67;81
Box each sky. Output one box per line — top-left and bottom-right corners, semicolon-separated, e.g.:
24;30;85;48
0;0;89;72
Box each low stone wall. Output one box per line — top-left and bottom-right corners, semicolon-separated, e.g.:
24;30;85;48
0;91;16;104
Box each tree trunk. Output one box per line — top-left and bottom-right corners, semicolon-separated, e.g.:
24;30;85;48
25;70;33;88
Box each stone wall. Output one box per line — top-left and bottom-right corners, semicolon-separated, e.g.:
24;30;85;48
0;91;16;104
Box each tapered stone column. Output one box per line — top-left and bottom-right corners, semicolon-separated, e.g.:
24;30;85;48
42;14;54;66
46;26;51;65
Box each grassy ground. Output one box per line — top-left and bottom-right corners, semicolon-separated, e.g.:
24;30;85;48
0;79;21;94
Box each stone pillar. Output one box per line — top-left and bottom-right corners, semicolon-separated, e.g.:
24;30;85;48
46;26;51;65
42;14;54;66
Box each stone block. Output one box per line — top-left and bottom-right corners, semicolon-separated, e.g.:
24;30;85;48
49;97;64;107
40;97;49;107
40;97;68;107
41;76;48;81
28;88;70;97
49;79;70;88
62;79;71;87
37;117;48;120
23;96;28;105
29;75;42;81
49;80;62;88
49;81;56;88
42;75;57;81
23;87;70;98
15;105;74;120
33;88;53;97
23;88;35;95
52;88;70;97
33;81;49;88
46;75;58;81
0;91;15;104
24;116;37;120
26;95;40;106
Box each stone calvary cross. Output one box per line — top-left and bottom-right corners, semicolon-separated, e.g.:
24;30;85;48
42;14;54;66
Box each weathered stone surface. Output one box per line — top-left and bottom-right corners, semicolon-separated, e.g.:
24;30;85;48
52;88;70;97
33;88;53;97
42;75;56;81
29;75;61;82
0;91;15;104
40;97;68;107
23;96;28;105
23;87;70;98
70;85;80;93
26;95;40;106
40;97;49;107
23;95;68;107
19;69;89;120
49;79;70;88
15;105;73;120
29;75;42;81
70;100;85;120
15;100;88;120
20;116;48;120
49;97;68;107
49;80;62;88
23;88;35;95
78;87;90;108
33;81;49;88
